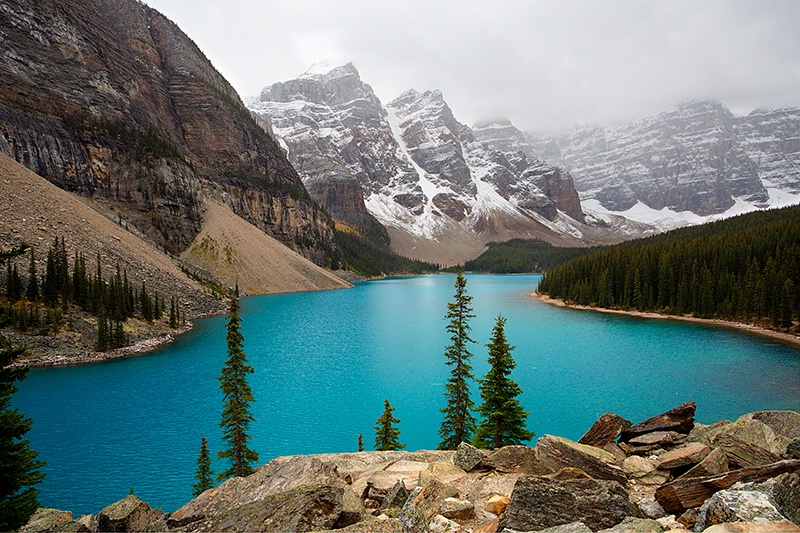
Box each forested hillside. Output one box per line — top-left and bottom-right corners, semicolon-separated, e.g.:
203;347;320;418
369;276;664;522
537;206;800;330
463;239;601;273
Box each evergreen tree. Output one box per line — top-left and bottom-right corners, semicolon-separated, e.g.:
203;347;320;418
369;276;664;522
169;297;178;329
374;399;405;451
0;339;46;531
25;249;38;302
438;273;477;450
357;434;364;452
217;295;258;480
473;316;534;449
192;436;214;497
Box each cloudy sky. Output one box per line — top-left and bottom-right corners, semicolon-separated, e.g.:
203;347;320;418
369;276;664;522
144;0;799;133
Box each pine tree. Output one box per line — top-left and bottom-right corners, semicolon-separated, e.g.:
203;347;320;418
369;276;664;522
374;399;405;451
192;436;214;497
169;296;178;329
25;249;38;302
0;339;46;531
357;434;364;452
438;273;477;450
473;316;534;449
217;295;258;480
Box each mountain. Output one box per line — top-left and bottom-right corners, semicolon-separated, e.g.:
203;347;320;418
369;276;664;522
0;0;335;264
249;63;618;265
528;101;800;230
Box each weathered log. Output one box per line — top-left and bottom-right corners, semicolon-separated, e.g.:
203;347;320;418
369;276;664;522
654;459;800;515
621;401;696;442
578;412;632;448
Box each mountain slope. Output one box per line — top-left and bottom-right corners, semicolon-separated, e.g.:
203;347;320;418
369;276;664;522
0;0;334;263
249;63;611;265
529;101;800;230
181;199;351;295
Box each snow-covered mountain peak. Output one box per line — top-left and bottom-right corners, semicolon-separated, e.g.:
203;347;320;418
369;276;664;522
248;64;596;264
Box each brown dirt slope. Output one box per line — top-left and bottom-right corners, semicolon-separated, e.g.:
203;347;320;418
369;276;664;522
0;152;220;318
181;199;351;296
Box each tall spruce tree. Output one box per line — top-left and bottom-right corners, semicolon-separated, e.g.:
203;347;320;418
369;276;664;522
0;340;46;531
25;249;38;302
438;273;477;450
192;436;214;497
217;295;258;480
374;399;405;451
473;316;534;449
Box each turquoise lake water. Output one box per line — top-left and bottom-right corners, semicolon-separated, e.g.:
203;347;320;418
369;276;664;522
12;274;800;516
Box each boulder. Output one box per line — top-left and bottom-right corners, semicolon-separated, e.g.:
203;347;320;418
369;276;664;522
622;456;670;487
481;445;550;474
398;487;429;533
439;497;474;519
428;514;460;533
654;442;711;470
629;431;685;447
178;483;346;532
695;488;787;531
525;522;593;533
787;439;800;460
330;514;405;532
18;508;74;533
381;479;411;510
453;442;484;472
679;447;729;480
596;516;664;532
654;459;800;515
712;434;783;468
418;462;467;486
537;435;627;484
578;412;632;448
702;521;800;532
170;455;341;527
691;413;797;457
472;517;500;533
407;478;459;522
96;495;165;533
621;402;696;442
352;460;430;505
500;476;641;532
484;494;510;515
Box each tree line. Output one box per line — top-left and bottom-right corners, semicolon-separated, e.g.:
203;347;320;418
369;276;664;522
1;237;185;350
460;238;601;274
537;206;800;330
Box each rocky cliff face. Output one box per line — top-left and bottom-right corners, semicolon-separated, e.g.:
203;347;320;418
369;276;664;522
0;0;334;261
249;63;598;264
528;101;800;218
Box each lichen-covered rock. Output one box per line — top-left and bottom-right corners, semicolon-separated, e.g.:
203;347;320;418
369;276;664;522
537;435;627;484
481;445;550;474
419;462;467;486
18;508;74;533
96;494;165;532
596;516;664;532
695;488;787;531
382;479;412;510
501;476;641;532
407;479;459;523
176;483;346;532
453;442;484;472
702;520;800;532
679;447;729;480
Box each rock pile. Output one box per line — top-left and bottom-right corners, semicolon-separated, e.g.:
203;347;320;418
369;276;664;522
21;403;800;532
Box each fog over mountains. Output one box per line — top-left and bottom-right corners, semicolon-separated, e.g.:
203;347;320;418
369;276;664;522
248;63;800;263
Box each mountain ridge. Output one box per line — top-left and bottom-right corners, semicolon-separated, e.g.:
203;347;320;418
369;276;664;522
249;63;621;265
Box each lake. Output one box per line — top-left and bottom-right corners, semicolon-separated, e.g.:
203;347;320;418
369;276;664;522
12;274;800;515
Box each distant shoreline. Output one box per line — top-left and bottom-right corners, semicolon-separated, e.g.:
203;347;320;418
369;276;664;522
530;292;800;347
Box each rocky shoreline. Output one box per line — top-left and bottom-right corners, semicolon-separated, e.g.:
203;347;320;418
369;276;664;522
20;403;800;533
531;292;800;347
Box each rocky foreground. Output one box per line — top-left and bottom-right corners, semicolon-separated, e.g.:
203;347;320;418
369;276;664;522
21;402;800;533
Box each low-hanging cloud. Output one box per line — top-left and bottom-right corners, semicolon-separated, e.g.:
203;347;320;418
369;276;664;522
145;0;799;132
